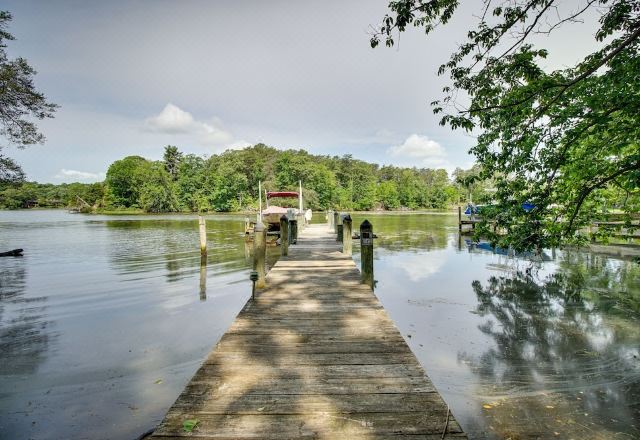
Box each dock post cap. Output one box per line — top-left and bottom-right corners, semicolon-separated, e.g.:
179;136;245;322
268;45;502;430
343;214;352;222
280;215;288;221
254;221;265;232
360;219;372;228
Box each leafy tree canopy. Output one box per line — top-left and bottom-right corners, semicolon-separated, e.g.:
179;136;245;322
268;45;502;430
0;11;57;183
372;0;640;251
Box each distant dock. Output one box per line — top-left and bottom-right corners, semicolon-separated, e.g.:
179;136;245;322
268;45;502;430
151;222;466;439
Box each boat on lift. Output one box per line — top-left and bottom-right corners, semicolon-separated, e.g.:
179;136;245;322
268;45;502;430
245;181;311;240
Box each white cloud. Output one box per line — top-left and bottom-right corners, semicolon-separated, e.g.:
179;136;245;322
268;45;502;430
55;169;105;182
144;103;234;146
388;134;446;159
391;251;447;282
145;103;195;133
387;134;453;169
225;140;252;150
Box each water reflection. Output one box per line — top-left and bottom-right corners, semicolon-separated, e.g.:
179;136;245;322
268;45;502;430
104;218;253;281
2;211;638;440
0;262;55;376
199;262;207;301
350;213;451;253
462;253;640;439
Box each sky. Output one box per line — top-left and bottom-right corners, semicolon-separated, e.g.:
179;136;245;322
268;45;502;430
3;0;600;183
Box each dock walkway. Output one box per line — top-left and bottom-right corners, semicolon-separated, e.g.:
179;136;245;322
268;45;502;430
151;223;466;439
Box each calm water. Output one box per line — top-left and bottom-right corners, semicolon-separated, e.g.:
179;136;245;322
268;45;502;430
1;211;639;439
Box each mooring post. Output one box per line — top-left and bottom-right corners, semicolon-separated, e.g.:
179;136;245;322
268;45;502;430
458;206;462;232
198;215;207;260
290;219;298;244
333;211;339;234
328;209;334;230
360;219;374;289
253;221;266;288
280;215;289;256
342;214;352;256
337;213;344;242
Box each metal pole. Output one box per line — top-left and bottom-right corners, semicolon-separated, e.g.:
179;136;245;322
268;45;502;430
299;180;303;212
258;181;262;223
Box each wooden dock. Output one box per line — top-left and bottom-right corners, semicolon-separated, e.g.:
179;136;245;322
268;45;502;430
151;223;466;439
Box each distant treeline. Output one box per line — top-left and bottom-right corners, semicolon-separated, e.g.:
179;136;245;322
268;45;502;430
0;144;493;212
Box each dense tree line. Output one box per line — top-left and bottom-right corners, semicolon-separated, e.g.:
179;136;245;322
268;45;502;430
103;144;468;212
0;181;104;210
1;144;480;212
1;144;635;215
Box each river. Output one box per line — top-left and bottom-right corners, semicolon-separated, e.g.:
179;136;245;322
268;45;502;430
1;210;638;439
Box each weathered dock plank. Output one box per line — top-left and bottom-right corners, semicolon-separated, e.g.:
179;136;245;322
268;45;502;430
151;223;466;439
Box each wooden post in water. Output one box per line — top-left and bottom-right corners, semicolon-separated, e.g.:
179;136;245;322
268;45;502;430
360;219;374;289
280;215;289;256
253;221;267;288
328;209;334;230
198;215;207;261
337;213;344;242
342;214;352;256
333;211;339;234
290;219;298;244
458;206;462;232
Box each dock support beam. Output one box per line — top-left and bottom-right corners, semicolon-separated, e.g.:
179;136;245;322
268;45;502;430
328;209;334;230
253;221;266;288
360;219;374;289
280;215;289;256
342;214;352;256
333;211;339;234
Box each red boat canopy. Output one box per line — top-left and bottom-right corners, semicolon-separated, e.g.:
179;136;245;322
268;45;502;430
266;191;299;199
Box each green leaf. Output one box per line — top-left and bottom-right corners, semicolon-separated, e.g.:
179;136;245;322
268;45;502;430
183;419;199;432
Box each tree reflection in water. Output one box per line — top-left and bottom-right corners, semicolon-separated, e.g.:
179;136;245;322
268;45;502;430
0;262;53;375
462;252;640;439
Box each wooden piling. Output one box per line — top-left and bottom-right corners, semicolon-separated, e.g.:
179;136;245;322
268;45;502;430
253;221;266;288
458;206;462;232
199;215;207;257
280;215;289;256
342;214;352;256
337;213;344;242
333;211;339;234
360;219;374;289
290;219;298;244
327;209;334;230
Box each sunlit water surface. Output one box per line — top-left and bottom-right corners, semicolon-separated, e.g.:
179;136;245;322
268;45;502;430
1;211;638;439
